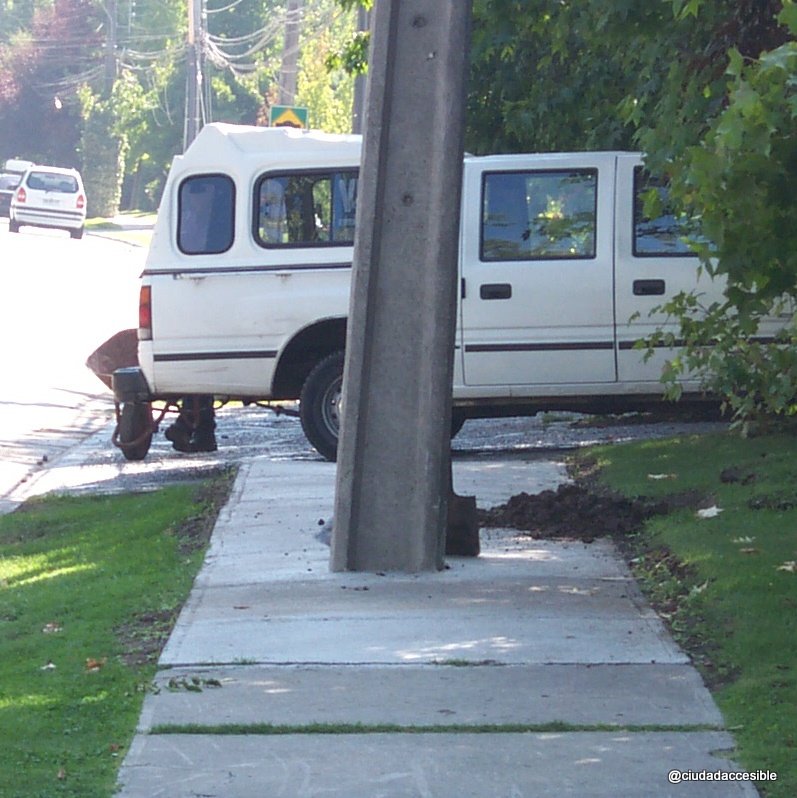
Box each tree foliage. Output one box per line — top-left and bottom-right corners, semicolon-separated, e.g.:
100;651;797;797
467;0;797;425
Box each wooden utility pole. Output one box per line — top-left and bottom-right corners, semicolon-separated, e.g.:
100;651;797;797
185;0;204;149
351;5;370;134
279;0;304;106
331;1;472;572
104;0;118;97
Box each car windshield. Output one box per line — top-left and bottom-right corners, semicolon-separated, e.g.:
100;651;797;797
0;173;20;191
26;171;78;193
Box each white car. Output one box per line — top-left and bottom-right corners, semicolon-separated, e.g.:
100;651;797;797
9;165;86;239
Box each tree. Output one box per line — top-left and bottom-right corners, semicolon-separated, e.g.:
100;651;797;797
0;0;103;167
641;3;797;425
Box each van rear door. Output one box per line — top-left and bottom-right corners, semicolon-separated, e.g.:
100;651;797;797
459;153;617;387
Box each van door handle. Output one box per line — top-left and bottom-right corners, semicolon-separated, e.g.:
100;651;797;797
633;279;665;296
480;283;512;300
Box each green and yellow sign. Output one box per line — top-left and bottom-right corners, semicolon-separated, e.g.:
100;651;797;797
269;105;309;129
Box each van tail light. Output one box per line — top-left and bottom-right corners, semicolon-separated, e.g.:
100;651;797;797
138;285;153;340
16;187;26;203
76;193;85;210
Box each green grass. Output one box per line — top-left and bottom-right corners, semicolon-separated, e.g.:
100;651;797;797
589;430;797;797
0;474;232;798
85;211;155;248
151;721;721;736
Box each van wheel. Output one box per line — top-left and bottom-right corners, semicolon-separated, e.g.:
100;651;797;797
117;402;153;461
8;219;19;233
70;226;84;240
300;351;344;462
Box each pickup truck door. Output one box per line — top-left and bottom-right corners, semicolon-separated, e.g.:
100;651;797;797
459;153;618;387
613;156;721;384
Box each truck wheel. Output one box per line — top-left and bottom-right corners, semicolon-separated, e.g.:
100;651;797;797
451;409;466;439
117;402;153;461
300;351;344;462
70;226;84;240
8;219;19;233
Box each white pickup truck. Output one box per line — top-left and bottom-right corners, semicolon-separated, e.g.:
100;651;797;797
114;122;722;461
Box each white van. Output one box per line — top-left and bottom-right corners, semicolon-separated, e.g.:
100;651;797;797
9;165;86;238
115;123;733;460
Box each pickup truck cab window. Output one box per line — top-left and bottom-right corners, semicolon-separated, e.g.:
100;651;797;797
254;169;359;247
177;174;235;255
481;169;597;261
632;167;695;257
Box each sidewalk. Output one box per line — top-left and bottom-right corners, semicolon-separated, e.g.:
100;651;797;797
115;457;756;797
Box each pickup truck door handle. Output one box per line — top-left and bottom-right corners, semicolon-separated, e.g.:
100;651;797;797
480;283;512;300
633;279;666;296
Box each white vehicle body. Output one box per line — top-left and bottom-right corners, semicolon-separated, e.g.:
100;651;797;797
9;165;86;238
132;122;749;459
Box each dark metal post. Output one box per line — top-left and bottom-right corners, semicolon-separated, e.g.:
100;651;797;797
331;0;471;572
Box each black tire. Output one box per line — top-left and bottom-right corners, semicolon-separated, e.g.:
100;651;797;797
450;409;467;439
8;219;19;233
70;226;84;240
118;402;153;461
300;351;344;462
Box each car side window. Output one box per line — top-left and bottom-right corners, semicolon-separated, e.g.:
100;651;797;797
633;167;696;257
254;169;358;248
178;174;235;255
481;169;597;261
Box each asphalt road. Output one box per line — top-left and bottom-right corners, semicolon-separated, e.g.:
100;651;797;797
0;219;141;510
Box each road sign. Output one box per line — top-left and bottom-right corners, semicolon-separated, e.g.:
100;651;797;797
269;105;308;129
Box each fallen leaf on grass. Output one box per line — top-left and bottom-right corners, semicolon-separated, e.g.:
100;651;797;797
42;622;62;634
739;548;759;555
648;473;677;480
40;660;56;671
732;536;756;545
776;561;797;573
85;657;107;672
697;506;723;519
57;768;66;781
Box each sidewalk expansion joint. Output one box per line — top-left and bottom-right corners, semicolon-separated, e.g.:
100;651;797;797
149;721;725;736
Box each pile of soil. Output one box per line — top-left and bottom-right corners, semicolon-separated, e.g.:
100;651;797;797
478;482;701;542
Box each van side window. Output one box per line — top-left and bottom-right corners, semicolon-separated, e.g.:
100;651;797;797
178;174;235;255
633;167;695;257
481;169;597;261
254;170;358;247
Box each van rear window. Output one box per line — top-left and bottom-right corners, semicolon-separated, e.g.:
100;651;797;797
254;170;358;248
178;174;235;255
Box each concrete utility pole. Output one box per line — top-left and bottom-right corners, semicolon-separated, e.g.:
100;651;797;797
331;1;472;572
279;0;304;106
184;0;204;149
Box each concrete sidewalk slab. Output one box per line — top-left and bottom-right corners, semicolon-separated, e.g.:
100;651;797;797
160;567;686;666
118;731;756;798
116;456;757;797
140;663;723;729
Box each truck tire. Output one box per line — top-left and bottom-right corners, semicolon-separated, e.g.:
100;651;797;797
300;351;344;462
8;219;19;233
118;402;153;461
451;409;466;438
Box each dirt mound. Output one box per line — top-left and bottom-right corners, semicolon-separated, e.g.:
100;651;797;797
478;483;699;542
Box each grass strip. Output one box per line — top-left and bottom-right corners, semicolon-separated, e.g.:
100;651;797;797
0;471;233;798
151;721;722;736
588;430;797;798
